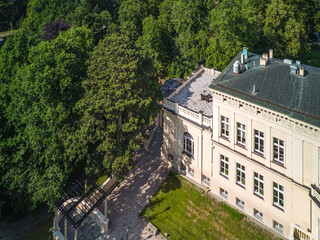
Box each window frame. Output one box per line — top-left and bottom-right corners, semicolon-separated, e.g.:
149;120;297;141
236;198;245;210
183;132;194;156
202;175;210;186
220;155;229;178
273;137;285;165
237;122;246;146
254;172;264;198
254;130;264;155
254;208;263;221
188;167;194;177
221;116;229;138
273;182;284;210
273;220;283;234
220;188;228;199
236;163;246;187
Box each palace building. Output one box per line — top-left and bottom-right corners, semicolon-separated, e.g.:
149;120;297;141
162;49;320;240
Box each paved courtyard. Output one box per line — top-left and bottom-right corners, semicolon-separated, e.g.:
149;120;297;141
65;149;169;240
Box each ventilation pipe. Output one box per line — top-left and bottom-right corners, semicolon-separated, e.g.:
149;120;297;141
299;66;304;76
269;49;273;59
233;61;240;74
243;47;248;59
241;53;246;64
260;58;267;66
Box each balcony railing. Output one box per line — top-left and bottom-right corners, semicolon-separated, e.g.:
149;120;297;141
289;223;313;240
164;99;212;128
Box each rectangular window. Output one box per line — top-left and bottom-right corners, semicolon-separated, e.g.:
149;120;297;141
273;220;283;234
236;198;245;210
181;164;186;174
220;188;228;199
273;182;284;210
254;172;264;198
236;163;245;187
237;123;246;146
184;133;194;156
188;167;194;177
221;116;229;138
254;208;263;221
202;175;210;186
273;138;285;165
254;130;264;154
220;155;229;178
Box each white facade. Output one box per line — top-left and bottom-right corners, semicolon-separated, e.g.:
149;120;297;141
162;66;320;240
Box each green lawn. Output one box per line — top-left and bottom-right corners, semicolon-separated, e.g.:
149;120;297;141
18;216;54;240
300;45;320;68
140;172;282;240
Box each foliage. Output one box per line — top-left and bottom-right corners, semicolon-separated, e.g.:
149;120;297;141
73;33;162;178
0;0;28;31
137;16;174;76
206;0;262;70
119;0;147;41
0;26;94;213
40;19;71;41
263;0;310;58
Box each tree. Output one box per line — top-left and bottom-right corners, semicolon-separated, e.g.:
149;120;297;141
40;19;71;41
0;0;28;31
263;0;309;58
118;0;147;41
73;33;162;178
206;0;261;70
137;16;174;76
0;26;94;212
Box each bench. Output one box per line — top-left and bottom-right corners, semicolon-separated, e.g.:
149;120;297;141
147;222;158;236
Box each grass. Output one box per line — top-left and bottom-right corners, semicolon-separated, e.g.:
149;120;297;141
18;216;54;240
140;172;282;240
300;44;320;68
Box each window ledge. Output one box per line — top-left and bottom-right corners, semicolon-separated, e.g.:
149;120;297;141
271;160;286;169
236;182;246;190
253;151;265;159
220;173;229;180
182;151;194;159
253;192;264;200
273;204;284;212
236;143;246;150
220;135;230;142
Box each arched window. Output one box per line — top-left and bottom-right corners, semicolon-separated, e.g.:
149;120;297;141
183;132;194;156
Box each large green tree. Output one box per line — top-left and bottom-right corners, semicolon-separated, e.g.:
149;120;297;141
0;26;94;212
206;0;261;70
263;0;309;58
73;33;162;178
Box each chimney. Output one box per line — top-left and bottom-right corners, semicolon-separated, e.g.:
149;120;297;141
243;47;248;59
262;53;268;61
241;53;246;64
269;49;273;59
299;66;304;76
260;58;267;66
233;61;240;74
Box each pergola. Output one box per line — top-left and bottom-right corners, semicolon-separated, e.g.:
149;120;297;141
53;176;109;240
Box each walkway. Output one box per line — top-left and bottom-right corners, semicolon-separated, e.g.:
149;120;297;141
64;148;170;240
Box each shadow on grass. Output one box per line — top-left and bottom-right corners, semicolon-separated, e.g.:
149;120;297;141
149;207;171;221
139;171;181;219
159;171;181;193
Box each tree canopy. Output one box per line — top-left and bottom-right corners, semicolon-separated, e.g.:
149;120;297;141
0;0;319;220
73;33;162;178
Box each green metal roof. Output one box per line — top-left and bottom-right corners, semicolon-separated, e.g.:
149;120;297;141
209;52;320;128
